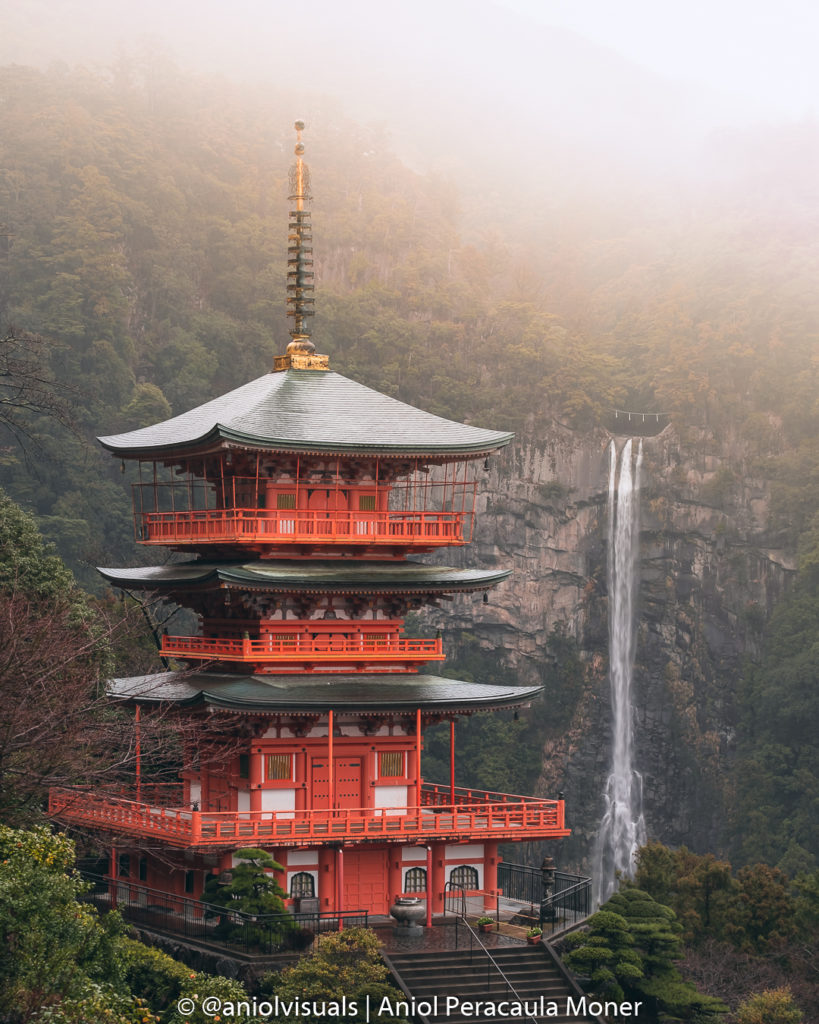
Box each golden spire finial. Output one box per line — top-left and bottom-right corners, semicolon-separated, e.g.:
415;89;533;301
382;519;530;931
274;121;329;371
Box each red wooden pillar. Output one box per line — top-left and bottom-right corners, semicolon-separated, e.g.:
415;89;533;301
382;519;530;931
430;841;446;913
415;708;422;809
110;844;118;908
318;846;335;910
336;846;345;929
250;747;264;814
425;845;433;926
388;845;403;904
449;719;455;804
328;710;334;811
295;749;307;812
484;841;499;911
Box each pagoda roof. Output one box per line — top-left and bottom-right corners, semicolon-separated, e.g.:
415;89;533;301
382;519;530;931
98;369;513;459
108;671;541;713
97;559;510;595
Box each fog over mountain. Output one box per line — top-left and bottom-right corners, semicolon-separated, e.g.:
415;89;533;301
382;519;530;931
4;0;804;210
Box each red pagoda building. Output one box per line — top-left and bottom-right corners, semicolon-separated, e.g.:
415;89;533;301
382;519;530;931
50;124;568;919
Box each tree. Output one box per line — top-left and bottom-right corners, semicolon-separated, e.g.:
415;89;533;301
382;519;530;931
0;489;125;821
262;928;409;1024
203;847;288;918
563;889;727;1021
735;987;803;1024
635;842;737;945
0;327;76;461
562;908;643;1002
0;826;153;1024
0;825;271;1024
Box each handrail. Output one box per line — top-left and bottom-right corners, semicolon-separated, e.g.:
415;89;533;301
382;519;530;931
159;633;443;663
136;507;468;546
452;914;539;1024
543;935;607;1024
380;949;432;1024
49;786;569;848
79;870;368;956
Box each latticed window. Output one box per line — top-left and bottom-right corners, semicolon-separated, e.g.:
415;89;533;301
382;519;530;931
276;493;297;509
379;751;403;777
266;753;292;780
290;872;315;898
404;867;427;893
358;494;376;511
449;865;478;891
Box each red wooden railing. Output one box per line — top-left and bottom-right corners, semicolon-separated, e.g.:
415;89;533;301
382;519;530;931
159;633;444;665
136;508;467;547
49;785;568;848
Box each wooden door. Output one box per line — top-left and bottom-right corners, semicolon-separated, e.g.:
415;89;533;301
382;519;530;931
343;849;388;915
310;757;363;814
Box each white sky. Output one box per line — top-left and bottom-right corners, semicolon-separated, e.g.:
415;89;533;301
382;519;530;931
493;0;818;119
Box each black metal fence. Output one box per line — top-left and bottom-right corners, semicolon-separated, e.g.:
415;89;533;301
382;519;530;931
497;863;591;927
80;872;367;956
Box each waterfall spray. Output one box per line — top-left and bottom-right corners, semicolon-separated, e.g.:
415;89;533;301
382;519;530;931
594;438;646;906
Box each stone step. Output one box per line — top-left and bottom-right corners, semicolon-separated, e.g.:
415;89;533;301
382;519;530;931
384;941;600;1024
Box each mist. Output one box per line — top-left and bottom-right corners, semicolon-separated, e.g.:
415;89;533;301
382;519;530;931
5;0;815;215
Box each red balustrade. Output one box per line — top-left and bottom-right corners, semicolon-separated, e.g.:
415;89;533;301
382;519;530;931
136;508;467;548
49;785;568;848
159;633;443;665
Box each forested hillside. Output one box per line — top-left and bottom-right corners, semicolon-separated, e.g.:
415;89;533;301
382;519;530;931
0;58;817;877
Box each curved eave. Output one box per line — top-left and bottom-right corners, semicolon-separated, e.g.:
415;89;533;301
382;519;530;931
108;671;542;714
97;561;511;595
97;370;514;460
99;428;513;461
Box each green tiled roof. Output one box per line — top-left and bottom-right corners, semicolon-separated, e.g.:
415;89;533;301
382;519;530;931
99;370;513;457
97;559;510;594
108;671;542;713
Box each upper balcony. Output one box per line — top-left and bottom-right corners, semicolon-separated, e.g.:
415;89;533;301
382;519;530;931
49;783;568;849
160;622;443;673
138;507;468;551
131;460;478;555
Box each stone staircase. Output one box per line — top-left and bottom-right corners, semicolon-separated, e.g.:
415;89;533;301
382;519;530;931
383;943;602;1024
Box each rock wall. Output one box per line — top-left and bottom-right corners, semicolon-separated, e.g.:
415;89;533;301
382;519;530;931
424;421;795;874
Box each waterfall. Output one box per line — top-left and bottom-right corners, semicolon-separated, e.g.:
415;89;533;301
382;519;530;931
593;438;646;906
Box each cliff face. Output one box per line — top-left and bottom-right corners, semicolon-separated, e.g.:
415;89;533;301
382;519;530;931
428;423;795;873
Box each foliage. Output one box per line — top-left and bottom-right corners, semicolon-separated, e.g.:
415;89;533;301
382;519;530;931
202;848;287;917
0;492;137;821
119;939;193;1015
159;972;267;1024
635;843;803;955
563;888;727;1021
0;826;271;1024
731;569;819;868
0;826;130;1023
634;844;819;1019
261;929;408;1024
635;842;737;945
0;327;76;461
0;487;88;611
735;987;803;1024
202;848;290;947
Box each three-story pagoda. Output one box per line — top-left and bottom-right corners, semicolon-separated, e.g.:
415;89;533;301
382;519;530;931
50;124;569;918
